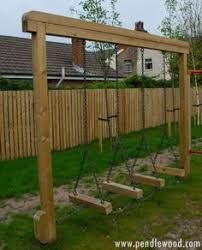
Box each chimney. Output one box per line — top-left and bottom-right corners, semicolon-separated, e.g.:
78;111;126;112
135;21;145;32
72;38;84;66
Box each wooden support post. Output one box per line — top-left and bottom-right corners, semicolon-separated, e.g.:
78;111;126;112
130;174;165;188
32;23;56;244
69;193;112;215
102;181;143;199
179;54;191;177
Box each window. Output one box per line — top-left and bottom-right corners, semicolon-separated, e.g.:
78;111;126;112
124;60;133;73
145;58;153;70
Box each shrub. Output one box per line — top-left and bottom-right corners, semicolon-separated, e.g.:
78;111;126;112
0;77;33;90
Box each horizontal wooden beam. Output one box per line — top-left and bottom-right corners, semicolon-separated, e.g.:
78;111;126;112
102;181;143;199
190;150;202;155
130;174;165;188
22;11;189;54
151;166;185;177
68;193;112;215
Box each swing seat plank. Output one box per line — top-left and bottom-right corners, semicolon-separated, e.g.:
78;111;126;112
102;181;143;199
130;174;165;188
68;193;112;215
152;166;185;177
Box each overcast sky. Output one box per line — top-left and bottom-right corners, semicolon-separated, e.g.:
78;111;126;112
0;0;166;41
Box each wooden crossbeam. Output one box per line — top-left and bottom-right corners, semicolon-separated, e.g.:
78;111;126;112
68;193;112;215
151;166;185;177
102;181;143;199
190;150;202;155
130;174;165;188
23;11;189;54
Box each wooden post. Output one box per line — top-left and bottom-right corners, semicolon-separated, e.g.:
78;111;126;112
179;54;190;177
32;23;56;243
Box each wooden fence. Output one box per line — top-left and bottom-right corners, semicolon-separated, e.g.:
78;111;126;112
0;88;201;160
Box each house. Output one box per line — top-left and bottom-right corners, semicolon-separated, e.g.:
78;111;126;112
115;21;171;80
0;22;170;88
0;35;118;88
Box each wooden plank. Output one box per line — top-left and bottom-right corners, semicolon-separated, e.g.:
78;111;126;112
29;91;36;156
62;90;67;149
12;91;19;159
32;23;56;243
55;90;60;150
69;193;112;215
17;91;23;158
25;91;31;157
152;166;185;177
179;54;190;177
65;90;70;148
102;181;143;199
68;90;73;147
51;91;56;149
23;11;189;53
8;91;14;160
58;90;64;149
77;90;82;145
48;91;53;151
130;174;165;188
21;91;27;157
0;92;5;160
3;92;10;159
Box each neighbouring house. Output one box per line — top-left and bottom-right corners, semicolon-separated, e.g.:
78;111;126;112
0;22;170;89
112;21;171;80
0;35;118;88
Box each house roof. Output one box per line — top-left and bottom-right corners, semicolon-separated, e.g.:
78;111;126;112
0;35;117;79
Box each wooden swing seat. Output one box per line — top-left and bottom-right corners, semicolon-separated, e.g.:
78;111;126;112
102;181;143;199
68;193;113;215
151;166;185;177
130;174;165;188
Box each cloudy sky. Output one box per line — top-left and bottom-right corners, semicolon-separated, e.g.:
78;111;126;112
0;0;166;40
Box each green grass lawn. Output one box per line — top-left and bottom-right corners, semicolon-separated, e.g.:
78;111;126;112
0;123;202;249
0;123;202;199
0;156;201;250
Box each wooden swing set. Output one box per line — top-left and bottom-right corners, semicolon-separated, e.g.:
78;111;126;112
23;11;190;244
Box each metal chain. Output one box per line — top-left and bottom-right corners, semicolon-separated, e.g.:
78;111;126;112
73;40;88;194
73;40;104;204
131;48;157;174
106;44;133;183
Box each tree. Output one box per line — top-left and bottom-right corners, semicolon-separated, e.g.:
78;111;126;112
161;0;202;124
71;0;122;78
160;0;202;72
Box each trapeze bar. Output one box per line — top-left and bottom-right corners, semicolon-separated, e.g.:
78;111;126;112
68;193;113;215
102;181;143;199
